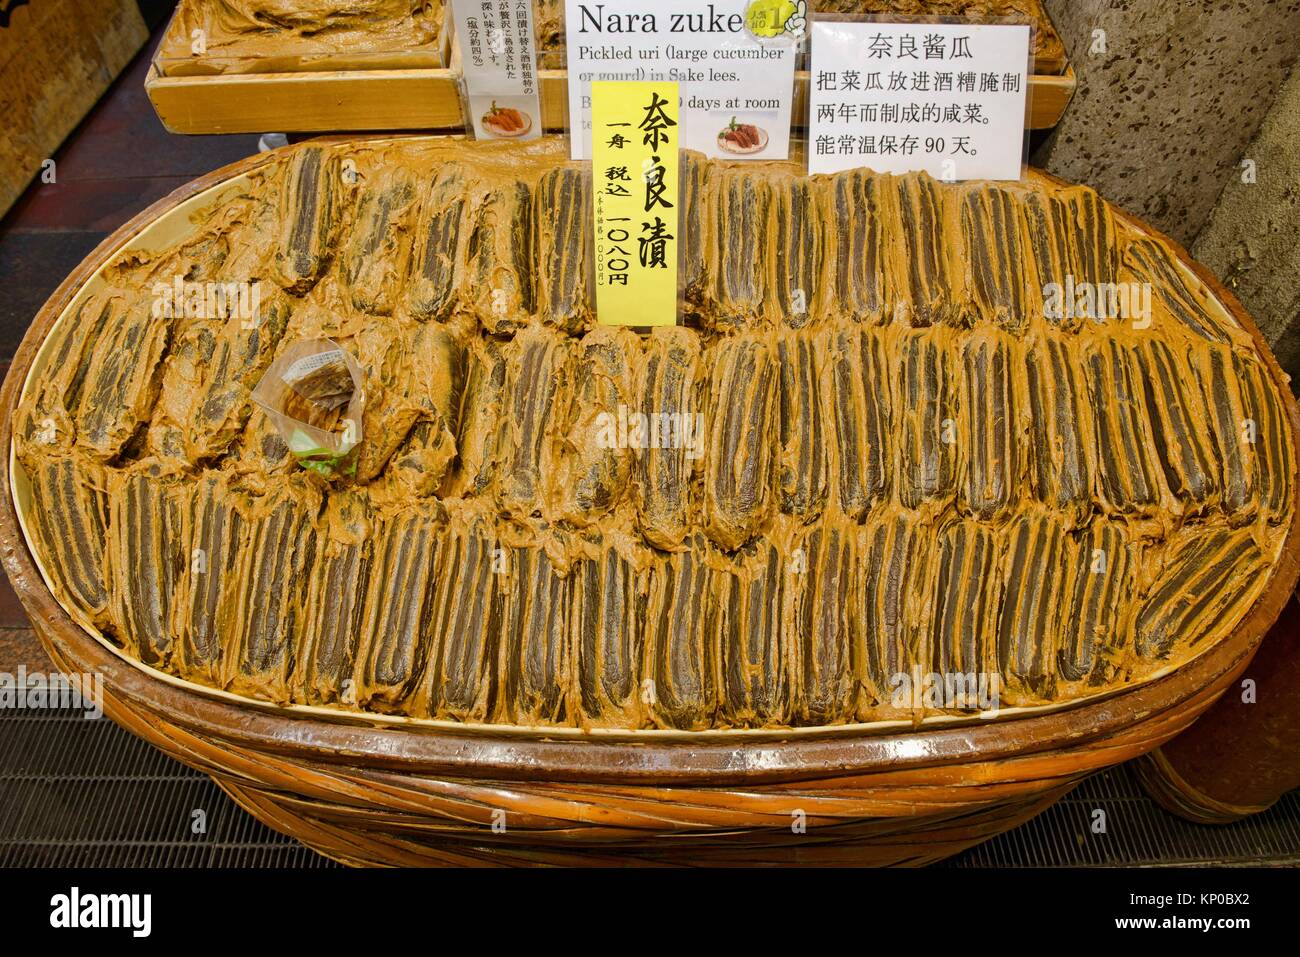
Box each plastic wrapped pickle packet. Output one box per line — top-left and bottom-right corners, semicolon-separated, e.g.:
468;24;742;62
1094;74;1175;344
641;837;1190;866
251;340;366;478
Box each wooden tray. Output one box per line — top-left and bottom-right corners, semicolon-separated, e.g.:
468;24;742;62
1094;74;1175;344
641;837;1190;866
2;138;1296;866
145;4;457;135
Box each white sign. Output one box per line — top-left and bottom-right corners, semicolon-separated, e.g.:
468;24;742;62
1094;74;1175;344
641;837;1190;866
453;0;542;141
809;21;1029;179
563;1;797;161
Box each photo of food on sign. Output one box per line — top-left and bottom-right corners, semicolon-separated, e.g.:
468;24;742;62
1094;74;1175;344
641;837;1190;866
716;115;771;154
481;101;534;138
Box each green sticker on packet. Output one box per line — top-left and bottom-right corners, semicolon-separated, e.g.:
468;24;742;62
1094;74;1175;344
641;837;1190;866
745;0;804;40
250;339;366;482
287;428;359;478
298;457;358;479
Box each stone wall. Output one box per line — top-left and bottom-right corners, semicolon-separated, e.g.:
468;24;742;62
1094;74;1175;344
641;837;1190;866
1036;0;1300;247
1194;65;1300;390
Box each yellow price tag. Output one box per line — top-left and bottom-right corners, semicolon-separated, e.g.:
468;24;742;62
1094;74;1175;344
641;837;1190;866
745;0;797;38
591;80;679;327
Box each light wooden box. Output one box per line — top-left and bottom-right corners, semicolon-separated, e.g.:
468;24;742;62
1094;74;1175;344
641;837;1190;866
146;3;457;134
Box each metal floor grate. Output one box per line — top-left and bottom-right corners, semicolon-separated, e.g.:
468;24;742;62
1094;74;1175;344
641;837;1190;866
2;708;1297;867
943;765;1300;867
0;710;333;868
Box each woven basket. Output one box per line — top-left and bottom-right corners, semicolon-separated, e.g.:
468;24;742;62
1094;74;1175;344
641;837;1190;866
3;140;1297;867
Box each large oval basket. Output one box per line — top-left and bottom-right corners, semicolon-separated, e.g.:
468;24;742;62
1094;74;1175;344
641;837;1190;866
3;140;1298;867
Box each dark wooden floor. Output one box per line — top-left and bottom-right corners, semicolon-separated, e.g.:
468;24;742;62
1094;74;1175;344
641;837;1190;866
0;27;262;631
0;32;261;362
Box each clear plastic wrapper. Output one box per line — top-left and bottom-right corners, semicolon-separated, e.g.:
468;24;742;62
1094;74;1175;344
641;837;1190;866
251;340;366;478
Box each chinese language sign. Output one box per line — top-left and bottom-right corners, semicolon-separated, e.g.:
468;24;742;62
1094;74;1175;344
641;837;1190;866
809;21;1029;178
591;81;680;327
564;1;795;161
452;0;541;141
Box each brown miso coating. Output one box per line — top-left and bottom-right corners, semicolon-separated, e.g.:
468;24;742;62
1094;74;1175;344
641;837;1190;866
703;334;777;550
571;541;648;728
341;166;420;316
17;138;1296;735
790;523;858;725
549;326;638;526
857;512;933;717
221;480;320;702
172;472;245;689
349;319;462;483
1083;337;1164;516
643;536;720;730
895;328;960;513
775;330;829;520
376;318;468;499
1131;525;1266;661
355;504;444;712
718;537;792;727
817;168;897;325
444;336;507;499
1024;332;1094;528
405;162;469;322
958;328;1023;522
929;519;1001;691
159;0;446;75
772;178;823;328
1057;519;1132;687
104;466;188;671
293;490;374;705
187;286;294;463
464;181;534;333
533;166;593;333
14;293;122;464
498;543;572;725
272;146;340;294
634;326;706;550
74;298;175;462
889;174;966;327
26;456;112;630
416;516;502;723
960;184;1041;332
500;324;574;520
704;166;771;330
823;328;891;519
996;514;1066;701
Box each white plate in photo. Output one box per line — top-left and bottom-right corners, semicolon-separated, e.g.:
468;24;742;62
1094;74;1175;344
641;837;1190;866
483;109;533;139
717;124;769;155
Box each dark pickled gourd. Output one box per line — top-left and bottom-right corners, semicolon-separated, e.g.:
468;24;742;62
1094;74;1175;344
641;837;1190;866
15;138;1294;734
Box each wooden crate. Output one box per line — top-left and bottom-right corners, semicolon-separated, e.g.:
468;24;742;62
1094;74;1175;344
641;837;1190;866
147;68;467;134
0;0;148;216
146;2;455;134
147;22;1073;135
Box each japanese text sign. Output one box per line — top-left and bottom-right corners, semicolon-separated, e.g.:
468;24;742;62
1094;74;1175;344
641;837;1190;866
591;81;680;326
453;0;542;141
564;1;796;162
809;20;1030;179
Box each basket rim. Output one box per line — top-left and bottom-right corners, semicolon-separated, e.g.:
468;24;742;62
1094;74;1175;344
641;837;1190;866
2;135;1297;785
